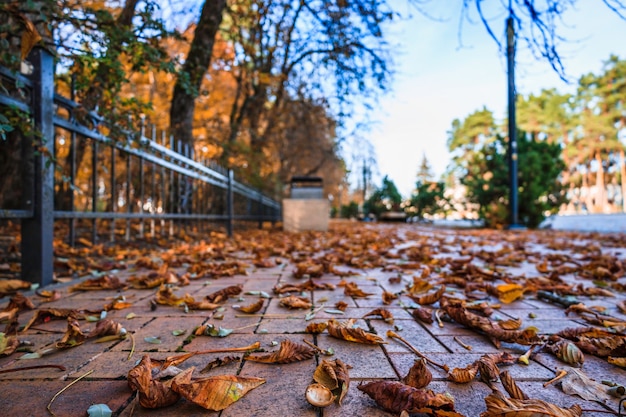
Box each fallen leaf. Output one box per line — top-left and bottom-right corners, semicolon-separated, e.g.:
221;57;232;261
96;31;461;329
56;316;86;348
481;389;582;417
200;356;241;373
0;332;19;356
246;339;315;364
313;358;351;404
234;298;265;314
205;284;243;303
412;307;434;324
343;282;374;298
0;279;31;296
362;308;394;324
127;355;188;408
172;373;265;410
69;275;125;292
305;322;328;334
499;370;528;400
607;356;626;367
494;283;526;304
560;367;616;406
403;358;432;389
358;381;455;414
410;285;446;305
86;319;123;338
279;295;312;309
327;320;385;344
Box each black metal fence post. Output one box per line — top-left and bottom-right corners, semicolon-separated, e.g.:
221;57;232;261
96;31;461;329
227;169;234;237
21;47;55;286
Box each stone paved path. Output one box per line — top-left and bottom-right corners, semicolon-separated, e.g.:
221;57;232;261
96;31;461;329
0;223;625;416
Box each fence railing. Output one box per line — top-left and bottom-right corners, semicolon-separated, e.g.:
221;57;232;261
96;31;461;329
0;47;281;287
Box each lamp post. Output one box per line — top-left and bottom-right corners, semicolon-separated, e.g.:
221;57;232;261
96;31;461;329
506;14;523;229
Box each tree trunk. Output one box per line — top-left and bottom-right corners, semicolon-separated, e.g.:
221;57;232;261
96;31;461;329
169;0;227;146
594;150;607;212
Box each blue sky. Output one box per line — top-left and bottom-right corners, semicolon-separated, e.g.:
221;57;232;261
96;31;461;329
365;1;626;198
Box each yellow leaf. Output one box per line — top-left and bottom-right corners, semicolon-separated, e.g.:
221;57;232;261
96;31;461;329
495;283;526;304
19;14;42;61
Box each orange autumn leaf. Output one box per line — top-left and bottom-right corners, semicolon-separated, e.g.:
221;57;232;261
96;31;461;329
0;279;31;296
127;355;190;409
279;295;312;309
494;283;526;304
69;275;125;292
154;284;195;306
305;321;328;334
327;320;385;344
205;284;243;303
403;358;432;389
234;298;265;314
172;373;265;411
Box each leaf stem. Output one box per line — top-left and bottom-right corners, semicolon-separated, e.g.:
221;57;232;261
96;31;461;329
387;330;449;371
47;369;94;416
0;364;66;374
543;369;567;387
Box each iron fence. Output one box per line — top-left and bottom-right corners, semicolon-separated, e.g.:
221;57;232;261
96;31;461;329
0;47;281;287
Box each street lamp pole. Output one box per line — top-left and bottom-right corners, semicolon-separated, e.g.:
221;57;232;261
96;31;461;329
506;14;522;228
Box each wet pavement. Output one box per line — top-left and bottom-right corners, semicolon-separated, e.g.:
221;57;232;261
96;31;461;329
0;222;625;416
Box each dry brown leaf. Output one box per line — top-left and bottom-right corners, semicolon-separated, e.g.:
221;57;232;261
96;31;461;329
412;307;434;324
155;284;195;306
86;318;123;338
279;295;312;309
403;358;432;389
313;358;351;404
4;293;35;312
200;356;241;373
607;356;626;367
343;282;374;298
358;381;455;414
0;333;19;356
293;262;324;278
382;290;398;305
0;279;31;296
617;300;626;314
327;320;385;344
172;372;265;410
234;298;265;314
411;285;446;305
498;317;522;330
246;339;315;364
127;355;187;409
56;315;86;348
480;390;582;417
499;370;528;400
36;289;62;303
447;363;479;383
335;301;348;311
103;300;133;311
560;367;616;406
362;308;394;324
305;321;329;334
22;308;79;331
205;284;243;303
69;275;125;292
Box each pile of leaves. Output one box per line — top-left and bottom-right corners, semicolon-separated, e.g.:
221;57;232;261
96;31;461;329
0;223;625;415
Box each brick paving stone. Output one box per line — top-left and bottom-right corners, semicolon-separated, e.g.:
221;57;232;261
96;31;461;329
222;360;318;417
317;334;398;379
370;319;450;354
110;317;206;353
0;379;131;417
